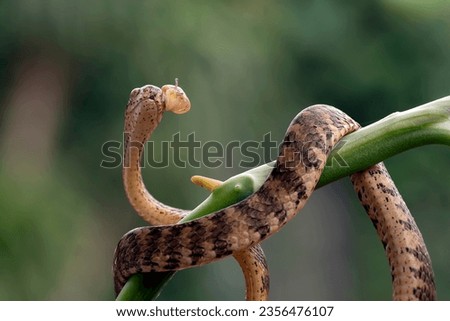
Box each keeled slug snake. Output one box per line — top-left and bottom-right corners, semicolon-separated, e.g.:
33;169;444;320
113;83;436;300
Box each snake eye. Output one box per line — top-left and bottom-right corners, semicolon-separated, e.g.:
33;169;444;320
161;84;191;114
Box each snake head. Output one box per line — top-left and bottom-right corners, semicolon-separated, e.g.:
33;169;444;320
161;80;191;114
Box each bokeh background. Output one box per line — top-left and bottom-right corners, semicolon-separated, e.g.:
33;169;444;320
0;0;449;300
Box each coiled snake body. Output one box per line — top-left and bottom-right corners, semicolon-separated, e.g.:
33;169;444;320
113;83;436;300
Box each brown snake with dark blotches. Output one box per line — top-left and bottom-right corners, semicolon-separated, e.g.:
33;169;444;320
120;82;269;300
113;83;436;300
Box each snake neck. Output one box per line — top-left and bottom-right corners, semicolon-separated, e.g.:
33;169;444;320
123;133;186;226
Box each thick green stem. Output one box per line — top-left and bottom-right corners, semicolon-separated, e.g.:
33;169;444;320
318;96;450;186
116;96;450;300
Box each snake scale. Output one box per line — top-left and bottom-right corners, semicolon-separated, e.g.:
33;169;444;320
113;83;436;300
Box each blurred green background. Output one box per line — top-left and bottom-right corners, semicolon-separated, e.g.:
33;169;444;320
0;0;449;300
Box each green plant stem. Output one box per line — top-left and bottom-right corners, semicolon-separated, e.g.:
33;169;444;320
318;96;450;186
116;96;450;301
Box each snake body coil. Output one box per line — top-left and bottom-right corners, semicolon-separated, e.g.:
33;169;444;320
113;84;436;300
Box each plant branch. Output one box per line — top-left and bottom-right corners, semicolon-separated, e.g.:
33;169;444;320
116;96;450;300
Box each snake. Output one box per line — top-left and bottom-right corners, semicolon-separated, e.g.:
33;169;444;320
113;83;436;300
120;82;269;300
